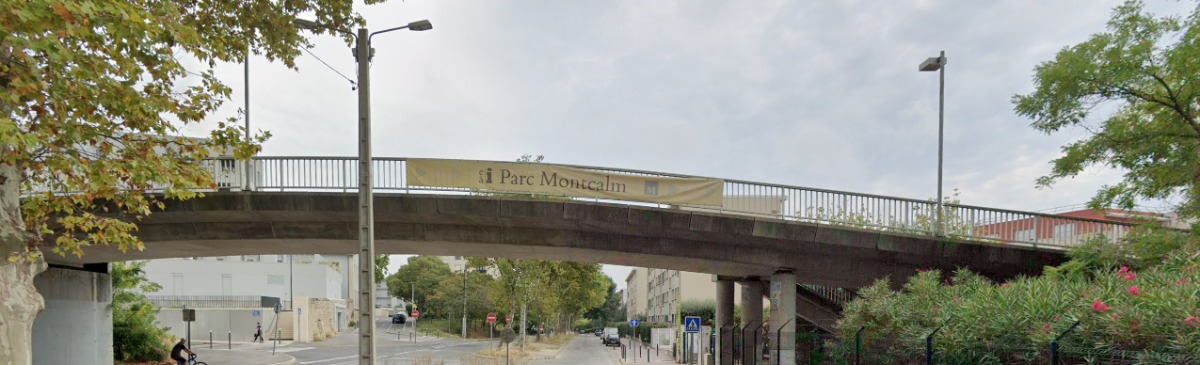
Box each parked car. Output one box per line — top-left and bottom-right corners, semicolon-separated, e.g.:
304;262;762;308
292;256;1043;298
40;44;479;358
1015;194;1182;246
594;329;603;336
391;313;406;324
605;334;620;347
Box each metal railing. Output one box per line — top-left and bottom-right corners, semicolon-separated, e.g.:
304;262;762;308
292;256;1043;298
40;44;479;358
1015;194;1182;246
147;295;291;310
195;156;1146;250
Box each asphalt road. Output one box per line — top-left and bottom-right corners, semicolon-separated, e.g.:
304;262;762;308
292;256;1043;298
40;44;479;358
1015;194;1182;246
278;318;625;365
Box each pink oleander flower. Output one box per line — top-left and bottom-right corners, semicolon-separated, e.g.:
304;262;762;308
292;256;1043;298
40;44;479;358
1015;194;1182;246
1042;323;1052;332
1127;286;1141;296
1123;272;1137;281
1053;315;1060;322
1000;283;1010;289
1112;314;1120;320
1176;279;1188;286
1186;317;1198;326
1092;300;1109;312
1118;266;1130;274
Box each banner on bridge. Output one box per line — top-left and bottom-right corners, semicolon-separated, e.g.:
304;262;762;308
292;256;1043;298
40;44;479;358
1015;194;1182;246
406;159;724;207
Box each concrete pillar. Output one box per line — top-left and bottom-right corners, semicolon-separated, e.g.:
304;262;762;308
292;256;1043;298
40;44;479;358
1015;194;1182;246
739;279;763;365
716;278;735;365
33;266;113;365
769;270;796;365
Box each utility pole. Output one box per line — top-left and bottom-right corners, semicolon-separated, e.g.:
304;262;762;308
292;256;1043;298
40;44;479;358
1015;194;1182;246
462;264;469;338
292;19;431;364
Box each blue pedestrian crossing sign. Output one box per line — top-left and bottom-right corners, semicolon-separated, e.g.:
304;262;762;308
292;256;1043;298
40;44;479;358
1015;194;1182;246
630;319;639;328
683;316;701;333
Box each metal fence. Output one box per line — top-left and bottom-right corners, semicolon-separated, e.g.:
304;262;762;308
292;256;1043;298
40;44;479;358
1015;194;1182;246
789;325;1200;365
196;156;1144;250
146;295;291;310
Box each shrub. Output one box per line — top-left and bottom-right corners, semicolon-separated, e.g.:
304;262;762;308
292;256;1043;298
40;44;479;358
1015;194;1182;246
836;237;1200;363
112;261;171;361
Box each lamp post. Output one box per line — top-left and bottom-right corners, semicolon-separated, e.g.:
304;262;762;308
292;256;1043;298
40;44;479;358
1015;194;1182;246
918;51;946;237
294;18;432;365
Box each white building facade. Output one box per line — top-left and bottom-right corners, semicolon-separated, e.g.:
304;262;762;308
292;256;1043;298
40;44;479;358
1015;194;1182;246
141;254;356;342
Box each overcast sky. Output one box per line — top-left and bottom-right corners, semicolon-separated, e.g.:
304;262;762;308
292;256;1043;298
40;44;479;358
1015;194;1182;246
188;1;1193;291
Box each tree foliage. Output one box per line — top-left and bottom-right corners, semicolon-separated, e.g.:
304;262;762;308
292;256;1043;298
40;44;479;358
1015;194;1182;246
112;261;170;361
426;269;495;323
375;255;389;283
584;276;626;325
1;0;377;261
1012;0;1200;224
385;255;451;312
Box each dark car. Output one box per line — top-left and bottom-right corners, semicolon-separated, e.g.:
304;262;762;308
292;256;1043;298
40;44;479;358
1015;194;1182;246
391;314;407;324
605;334;620;347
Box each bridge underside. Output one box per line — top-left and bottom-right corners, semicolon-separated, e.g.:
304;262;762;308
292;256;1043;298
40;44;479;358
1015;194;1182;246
46;192;1065;288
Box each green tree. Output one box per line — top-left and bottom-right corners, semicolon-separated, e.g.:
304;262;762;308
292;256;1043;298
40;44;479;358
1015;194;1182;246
1013;0;1200;226
375;255;390;283
386;255;452;313
112;261;170;361
1;0;374;361
426;269;495;329
585;276;625;325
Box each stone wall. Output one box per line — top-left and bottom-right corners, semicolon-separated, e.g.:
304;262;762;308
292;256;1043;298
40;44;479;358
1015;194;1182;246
294;297;345;342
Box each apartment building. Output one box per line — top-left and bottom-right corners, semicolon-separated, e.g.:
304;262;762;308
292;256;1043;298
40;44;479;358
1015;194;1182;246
628;267;740;324
625;268;647;320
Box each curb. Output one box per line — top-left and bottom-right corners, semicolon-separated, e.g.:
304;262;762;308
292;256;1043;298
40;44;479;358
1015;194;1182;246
265;354;298;365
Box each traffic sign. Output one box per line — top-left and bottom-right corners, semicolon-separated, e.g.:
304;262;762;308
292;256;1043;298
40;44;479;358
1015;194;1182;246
487;313;497;324
683;316;701;333
630;319;639;328
411;310;420;319
251;310;261;317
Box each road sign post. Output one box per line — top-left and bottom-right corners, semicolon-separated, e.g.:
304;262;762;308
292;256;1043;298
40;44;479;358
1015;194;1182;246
487;313;497;341
684;316;701;365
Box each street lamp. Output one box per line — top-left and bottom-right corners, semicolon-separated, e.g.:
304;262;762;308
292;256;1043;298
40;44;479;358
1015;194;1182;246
294;17;432;365
918;50;946;237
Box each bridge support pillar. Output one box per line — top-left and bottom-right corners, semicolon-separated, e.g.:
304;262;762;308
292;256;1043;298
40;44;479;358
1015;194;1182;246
33;265;112;365
769;270;796;365
716;278;735;365
739;278;763;365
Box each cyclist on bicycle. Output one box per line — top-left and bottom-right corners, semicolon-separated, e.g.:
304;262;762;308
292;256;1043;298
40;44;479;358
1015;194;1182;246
170;338;195;365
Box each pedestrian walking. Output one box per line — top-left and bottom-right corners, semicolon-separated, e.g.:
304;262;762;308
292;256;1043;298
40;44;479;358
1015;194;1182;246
253;322;263;343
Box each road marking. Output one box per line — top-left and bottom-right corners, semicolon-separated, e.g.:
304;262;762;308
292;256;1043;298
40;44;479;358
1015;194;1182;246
300;354;358;364
270;347;315;353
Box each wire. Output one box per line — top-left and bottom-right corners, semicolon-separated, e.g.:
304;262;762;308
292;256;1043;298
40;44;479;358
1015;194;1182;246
302;48;357;89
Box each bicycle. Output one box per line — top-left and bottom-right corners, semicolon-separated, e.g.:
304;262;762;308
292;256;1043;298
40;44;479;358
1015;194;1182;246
164;354;206;365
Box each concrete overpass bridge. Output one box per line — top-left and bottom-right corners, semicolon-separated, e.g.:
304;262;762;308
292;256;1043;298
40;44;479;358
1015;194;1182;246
35;156;1137;365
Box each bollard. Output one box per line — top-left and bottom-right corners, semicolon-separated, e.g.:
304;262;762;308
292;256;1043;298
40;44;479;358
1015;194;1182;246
228;331;232;350
209;331;213;349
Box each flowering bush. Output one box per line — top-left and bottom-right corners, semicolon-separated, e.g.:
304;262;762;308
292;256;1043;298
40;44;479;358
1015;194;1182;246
834;232;1200;363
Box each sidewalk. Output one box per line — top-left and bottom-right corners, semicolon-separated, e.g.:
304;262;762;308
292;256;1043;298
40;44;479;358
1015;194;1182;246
614;339;676;365
191;340;297;365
